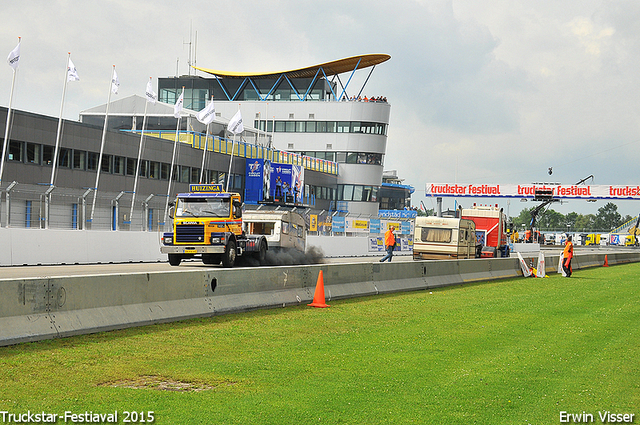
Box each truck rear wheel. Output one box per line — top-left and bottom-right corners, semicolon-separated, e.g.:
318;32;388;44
168;254;181;266
222;240;237;268
254;240;267;265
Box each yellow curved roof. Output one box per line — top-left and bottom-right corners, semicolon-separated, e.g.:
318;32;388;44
193;54;390;79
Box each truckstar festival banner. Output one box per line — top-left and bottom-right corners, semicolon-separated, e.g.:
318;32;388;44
425;183;640;200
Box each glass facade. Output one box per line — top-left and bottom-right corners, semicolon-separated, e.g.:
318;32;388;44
158;76;334;108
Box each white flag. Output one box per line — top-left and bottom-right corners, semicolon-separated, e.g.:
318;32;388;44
227;110;244;134
197;100;216;125
174;91;184;118
145;79;157;103
7;41;20;70
111;69;120;94
67;58;80;81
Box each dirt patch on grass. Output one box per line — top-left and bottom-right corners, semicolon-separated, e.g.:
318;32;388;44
99;375;235;392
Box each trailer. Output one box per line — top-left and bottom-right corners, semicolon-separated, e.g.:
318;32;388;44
242;210;306;253
461;205;510;257
413;216;479;260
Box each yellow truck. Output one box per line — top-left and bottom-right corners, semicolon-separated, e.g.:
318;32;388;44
161;184;269;267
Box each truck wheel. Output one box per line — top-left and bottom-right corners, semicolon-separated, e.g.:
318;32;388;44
254;240;267;265
168;254;181;266
222;240;237;268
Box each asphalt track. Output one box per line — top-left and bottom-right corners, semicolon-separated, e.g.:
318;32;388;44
0;246;634;280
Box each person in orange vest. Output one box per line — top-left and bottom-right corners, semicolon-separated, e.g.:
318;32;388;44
563;235;573;277
379;225;396;262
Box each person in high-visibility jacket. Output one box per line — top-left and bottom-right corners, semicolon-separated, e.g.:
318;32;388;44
380;225;396;263
562;235;573;277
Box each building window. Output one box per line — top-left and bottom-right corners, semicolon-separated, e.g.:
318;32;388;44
87;152;99;171
180;166;190;183
161;163;170;180
8;141;23;162
42;145;54;166
114;156;125;174
58;148;71;168
73;150;86;170
149;161;160;179
26;143;41;164
101;154;113;173
126;158;136;176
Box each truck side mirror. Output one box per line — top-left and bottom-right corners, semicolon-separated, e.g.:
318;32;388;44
168;206;175;219
233;200;242;218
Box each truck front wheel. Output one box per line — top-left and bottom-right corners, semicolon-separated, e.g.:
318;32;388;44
222;240;237;268
168;254;182;266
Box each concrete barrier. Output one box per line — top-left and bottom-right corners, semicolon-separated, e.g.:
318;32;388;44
2;252;639;346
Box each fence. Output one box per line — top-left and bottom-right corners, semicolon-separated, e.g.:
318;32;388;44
0;183;169;231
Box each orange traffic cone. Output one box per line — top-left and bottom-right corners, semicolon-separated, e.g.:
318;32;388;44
308;270;330;308
603;255;609;267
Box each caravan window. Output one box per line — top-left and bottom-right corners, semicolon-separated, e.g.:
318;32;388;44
248;222;275;236
420;228;452;243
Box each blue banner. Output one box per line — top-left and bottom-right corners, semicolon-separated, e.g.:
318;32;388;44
378;209;418;219
332;216;345;232
401;221;411;235
244;159;270;204
370;219;381;234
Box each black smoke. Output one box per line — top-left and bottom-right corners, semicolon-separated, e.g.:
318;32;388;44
238;246;325;267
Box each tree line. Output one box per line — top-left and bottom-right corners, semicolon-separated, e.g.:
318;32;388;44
512;202;634;233
416;202;637;233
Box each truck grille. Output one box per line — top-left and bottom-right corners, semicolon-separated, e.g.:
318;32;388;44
175;224;205;243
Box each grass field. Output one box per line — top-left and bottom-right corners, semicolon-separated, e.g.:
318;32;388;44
1;262;639;424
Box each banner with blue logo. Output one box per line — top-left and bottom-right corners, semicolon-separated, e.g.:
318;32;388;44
332;216;345;232
244;159;271;204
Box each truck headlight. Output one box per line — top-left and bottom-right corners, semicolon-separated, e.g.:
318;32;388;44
163;236;173;244
210;236;221;244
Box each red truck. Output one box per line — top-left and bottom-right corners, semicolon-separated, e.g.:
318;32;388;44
461;204;510;257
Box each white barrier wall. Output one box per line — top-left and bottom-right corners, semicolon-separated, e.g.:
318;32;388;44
0;229;409;266
0;228;165;266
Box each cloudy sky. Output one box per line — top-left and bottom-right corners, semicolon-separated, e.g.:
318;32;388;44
2;0;640;218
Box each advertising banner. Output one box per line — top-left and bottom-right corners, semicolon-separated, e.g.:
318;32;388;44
310;214;318;232
425;183;640;200
272;163;304;203
244;159;270;204
245;160;304;204
332;216;345;232
369;219;381;234
345;218;369;233
425;183;640;199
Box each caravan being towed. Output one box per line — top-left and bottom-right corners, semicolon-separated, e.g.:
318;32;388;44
413;216;479;260
242;210;306;253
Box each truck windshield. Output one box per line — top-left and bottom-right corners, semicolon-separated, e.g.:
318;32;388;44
175;197;230;218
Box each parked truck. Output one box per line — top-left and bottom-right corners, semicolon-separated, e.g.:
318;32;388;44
461;205;510;257
413;216;479;260
161;184;270;267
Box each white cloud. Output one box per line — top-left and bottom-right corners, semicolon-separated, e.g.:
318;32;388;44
1;0;640;217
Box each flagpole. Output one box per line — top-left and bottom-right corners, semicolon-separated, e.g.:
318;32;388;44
199;95;214;183
129;78;152;227
90;65;116;224
0;37;20;186
50;52;72;187
226;133;235;192
199;122;210;183
164;87;184;226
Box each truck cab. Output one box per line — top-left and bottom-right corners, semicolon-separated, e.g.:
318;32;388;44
160;184;267;267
